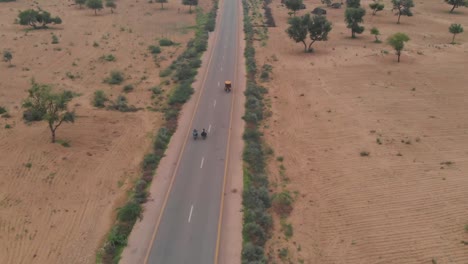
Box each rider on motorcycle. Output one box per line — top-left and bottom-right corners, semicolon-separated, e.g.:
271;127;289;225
201;128;207;139
193;129;198;138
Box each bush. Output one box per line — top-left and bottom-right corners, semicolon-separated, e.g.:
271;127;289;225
143;153;158;171
243;185;270;209
105;71;124;85
108;95;138;112
168;82;194;105
148;45;161;54
154;127;170;150
123;84;134;93
271;191;293;217
151;86;163;95
159;38;174;46
175;63;197;81
23;108;44;122
189;58;202;68
93;90;108;108
241;242;266;264
51;34;59;44
117;201;142;222
0;106;6;115
243;222;267;246
243;208;272;229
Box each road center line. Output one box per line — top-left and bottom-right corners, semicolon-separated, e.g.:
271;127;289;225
188;205;194;223
218;81;220;87
200;157;205;168
213;100;217;108
208;124;212;133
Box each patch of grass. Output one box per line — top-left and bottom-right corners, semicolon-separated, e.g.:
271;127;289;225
259;64;272;82
25;163;32;168
376;138;382;145
278;247;289;260
281;220;293;239
159;38;174;46
123;84;134;93
360;151;370;157
271;191;293;217
159;68;172;77
276;156;284;162
104;71;124;85
0;106;7;115
100;54;116;62
4;124;12;129
465;224;468;232
93;41;99;47
432;258;437;264
56;139;71;147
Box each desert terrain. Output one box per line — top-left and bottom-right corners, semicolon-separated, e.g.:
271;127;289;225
257;0;468;263
0;0;205;263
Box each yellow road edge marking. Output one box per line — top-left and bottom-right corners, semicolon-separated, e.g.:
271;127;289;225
214;0;242;262
142;6;223;263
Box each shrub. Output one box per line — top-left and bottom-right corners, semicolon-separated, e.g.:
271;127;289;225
117;201;142;222
149;45;161;54
0;106;6;115
18;9;62;29
243;208;272;229
159;38;174;46
271;191;293;217
168;82;194;105
108;95;138;112
281;220;293;238
243;222;267;246
123;84;134;93
151;86;163;95
93;90;108;108
241;242;266;264
243;185;271;209
105;71;124;85
175;63;197;81
143;153;158;171
51;34;59;44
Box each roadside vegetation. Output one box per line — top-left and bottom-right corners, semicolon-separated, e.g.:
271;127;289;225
97;2;218;263
241;0;274;262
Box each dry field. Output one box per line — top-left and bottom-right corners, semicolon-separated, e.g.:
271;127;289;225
0;0;205;263
258;0;468;263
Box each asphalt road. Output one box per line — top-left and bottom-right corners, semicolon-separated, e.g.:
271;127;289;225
146;0;240;263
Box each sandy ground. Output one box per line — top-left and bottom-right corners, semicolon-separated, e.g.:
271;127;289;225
0;0;203;263
256;0;468;263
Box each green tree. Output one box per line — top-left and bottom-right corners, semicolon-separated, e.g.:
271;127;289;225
345;7;365;38
321;0;332;6
156;0;168;9
286;15;309;52
105;0;116;13
285;0;303;16
387;32;410;62
75;0;86;8
22;81;75;143
17;9;62;29
346;0;361;8
392;0;414;24
182;0;198;13
86;0;103;15
307;14;332;51
369;1;385;15
370;27;381;42
449;23;464;43
3;50;12;66
445;0;468;13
